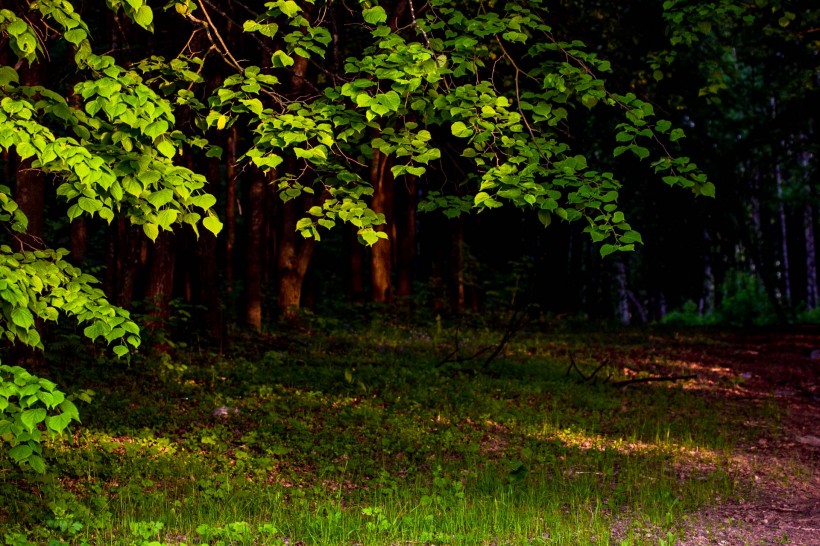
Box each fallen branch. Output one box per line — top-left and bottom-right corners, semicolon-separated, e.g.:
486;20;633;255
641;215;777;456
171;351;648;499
566;353;610;384
437;304;538;372
611;374;697;388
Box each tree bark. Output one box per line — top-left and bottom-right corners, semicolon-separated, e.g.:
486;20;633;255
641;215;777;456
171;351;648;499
370;149;394;304
271;53;318;320
224;127;238;294
276;197;315;320
105;217;143;309
70;220;87;263
245;170;268;330
615;260;630;325
775;157;792;305
192;155;223;341
14;63;46;249
449;218;465;310
144;231;176;332
395;175;417;302
347;225;367;302
804;199;817;310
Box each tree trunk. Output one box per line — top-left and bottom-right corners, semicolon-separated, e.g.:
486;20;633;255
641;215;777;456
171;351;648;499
144;231;176;333
370;149;393;304
224;127;238;294
395;175;416;303
70;220;87;263
770;98;792;306
804;200;817;310
702;229;716;315
105;217;143;308
615;260;630;325
449;218;466;310
775;159;792;305
245;170;268;331
14;64;46;249
347;225;367;302
271;53;317;321
277;198;315;320
193;155;223;341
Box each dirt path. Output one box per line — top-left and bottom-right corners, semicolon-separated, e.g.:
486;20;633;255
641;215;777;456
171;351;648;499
660;329;820;545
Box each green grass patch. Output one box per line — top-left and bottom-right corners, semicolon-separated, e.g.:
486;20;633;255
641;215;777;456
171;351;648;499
0;325;774;545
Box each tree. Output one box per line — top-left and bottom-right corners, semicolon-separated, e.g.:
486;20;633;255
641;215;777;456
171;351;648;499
1;0;710;470
0;0;221;472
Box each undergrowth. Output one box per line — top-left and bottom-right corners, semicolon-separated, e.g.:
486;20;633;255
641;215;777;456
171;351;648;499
0;322;772;545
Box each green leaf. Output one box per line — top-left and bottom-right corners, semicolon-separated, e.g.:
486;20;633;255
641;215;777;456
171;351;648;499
451;121;473;138
8;444;33;463
144;120;169;139
272;50;294;68
147;189;174;209
655;120;672;133
362;6;387;25
190;194;217;209
358;229;385;246
134;5;154;29
29;454;46;473
143;223;159;241
157;209;178;229
600;244;618;257
7;20;29;37
619;231;643;245
59;399;80;420
203;215;223;235
699;181;715;197
274;0;300;17
157;140;176;158
11;308;34;329
0;66;19;86
64;28;88;45
45;413;73;434
113;345;129;358
20;408;47;433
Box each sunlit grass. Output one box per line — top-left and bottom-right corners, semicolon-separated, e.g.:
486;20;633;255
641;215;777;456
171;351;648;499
0;325;776;545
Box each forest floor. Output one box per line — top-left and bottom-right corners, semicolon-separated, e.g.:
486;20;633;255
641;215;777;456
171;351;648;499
632;329;820;545
3;324;820;545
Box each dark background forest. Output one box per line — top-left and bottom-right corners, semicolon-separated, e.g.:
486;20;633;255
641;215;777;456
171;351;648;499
3;0;818;340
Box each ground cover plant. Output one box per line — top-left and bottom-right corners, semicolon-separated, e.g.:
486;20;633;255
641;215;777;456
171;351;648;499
4;320;816;546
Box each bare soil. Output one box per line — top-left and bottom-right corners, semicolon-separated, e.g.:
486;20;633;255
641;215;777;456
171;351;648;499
654;328;820;545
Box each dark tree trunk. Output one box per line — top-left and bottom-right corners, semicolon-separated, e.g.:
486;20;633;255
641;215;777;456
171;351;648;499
272;54;317;320
775;160;792;304
225;127;238;295
804;200;817;309
14;63;47;249
347;225;367;302
194;155;223;341
276;198;315;320
245;170;268;331
105;217;143;309
395;175;417;303
70;220;87;263
370;149;393;304
144;231;176;332
449;218;465;310
615;260;630;325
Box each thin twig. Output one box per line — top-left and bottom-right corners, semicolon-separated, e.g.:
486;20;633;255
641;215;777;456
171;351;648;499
195;0;244;71
408;0;431;48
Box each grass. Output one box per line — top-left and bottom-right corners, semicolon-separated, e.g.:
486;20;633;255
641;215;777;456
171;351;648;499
0;321;775;545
